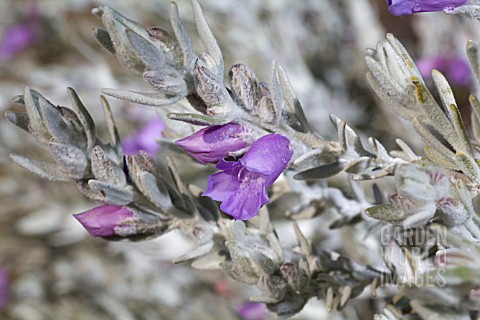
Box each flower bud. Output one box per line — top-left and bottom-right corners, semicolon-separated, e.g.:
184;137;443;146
74;205;136;238
176;123;249;164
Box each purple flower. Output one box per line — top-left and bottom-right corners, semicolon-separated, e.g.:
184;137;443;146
176;123;249;164
0;5;40;60
0;24;37;60
74;205;135;238
0;267;8;310
203;134;292;220
236;302;268;320
416;55;471;86
122;118;164;156
386;0;467;16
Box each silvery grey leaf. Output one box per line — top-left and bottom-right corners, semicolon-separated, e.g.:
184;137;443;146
455;151;480;183
249;250;276;276
93;28;115;54
467;40;480;82
412;118;456;163
172;240;213;264
91;145;126;186
49;141;88;178
369;138;392;162
76;180;104;202
293;162;344;180
102;88;182;106
5;111;29;132
41;99;76;145
143;69;187;95
139;172;173;211
278;65;312;133
191;240;226;270
344;157;372;174
395;138;419;161
10;153;71;181
423;146;459;171
23;87;49;142
191;0;223;79
170;2;194;68
166;156;197;215
67;88;96;152
100;96;122;160
88;180;133;205
365;204;404;224
125;28;165;70
268;61;282;125
224;240;259;284
293;222;311;256
97;6;149;74
167;112;229;126
410;78;458;147
198;52;218;76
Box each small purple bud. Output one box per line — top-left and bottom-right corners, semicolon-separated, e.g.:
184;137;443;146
236;302;268;320
386;0;467;16
203;134;292;220
122;118;164;156
74;205;135;238
176;123;249;164
0;267;9;310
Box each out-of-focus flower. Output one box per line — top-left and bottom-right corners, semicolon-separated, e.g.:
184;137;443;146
416;55;471;86
74;205;136;238
122;118;164;156
203;134;292;220
0;5;40;60
236;302;268;320
386;0;467;16
176;123;249;164
0;267;8;310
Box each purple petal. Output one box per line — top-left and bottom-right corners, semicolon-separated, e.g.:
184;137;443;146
236;302;268;320
0;24;37;60
176;123;248;164
123;118;164;156
0;267;8;310
386;0;467;16
416;55;470;86
74;205;135;237
220;170;270;220
216;158;240;170
203;165;242;201
447;57;471;86
240;134;292;180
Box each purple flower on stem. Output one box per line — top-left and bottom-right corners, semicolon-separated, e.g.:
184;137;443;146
176;123;249;164
0;267;8;310
74;205;135;238
203;134;292;220
236;302;268;320
122;118;164;156
386;0;467;16
416;55;471;86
